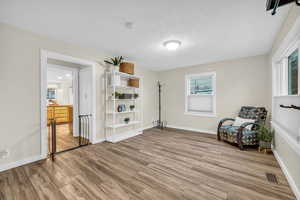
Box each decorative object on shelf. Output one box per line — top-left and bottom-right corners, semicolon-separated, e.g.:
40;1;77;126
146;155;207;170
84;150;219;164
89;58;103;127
130;105;135;111
119;93;132;99
134;93;139;99
258;123;274;153
120;62;134;75
117;105;122;112
104;56;124;72
124;117;130;124
117;104;126;112
122;104;126;112
129;78;139;88
113;92;121;99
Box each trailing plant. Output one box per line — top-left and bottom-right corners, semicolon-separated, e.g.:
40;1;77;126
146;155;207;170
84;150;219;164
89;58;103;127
257;123;274;143
112;92;122;99
104;56;124;66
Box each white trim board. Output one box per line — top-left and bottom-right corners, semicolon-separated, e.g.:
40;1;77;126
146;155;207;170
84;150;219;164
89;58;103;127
271;121;300;156
273;149;300;200
0;155;44;173
106;130;143;143
92;138;106;144
166;125;217;135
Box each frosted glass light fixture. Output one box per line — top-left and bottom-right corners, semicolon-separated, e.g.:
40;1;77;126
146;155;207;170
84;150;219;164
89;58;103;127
163;40;181;51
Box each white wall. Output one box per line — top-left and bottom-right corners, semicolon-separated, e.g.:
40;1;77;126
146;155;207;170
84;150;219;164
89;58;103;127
0;22;158;170
158;55;271;133
269;5;300;199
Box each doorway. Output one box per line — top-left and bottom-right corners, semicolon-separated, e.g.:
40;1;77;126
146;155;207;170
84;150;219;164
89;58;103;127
47;64;79;152
40;50;97;159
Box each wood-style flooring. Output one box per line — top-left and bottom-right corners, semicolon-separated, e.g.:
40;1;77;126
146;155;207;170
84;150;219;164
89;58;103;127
48;124;78;152
0;128;296;200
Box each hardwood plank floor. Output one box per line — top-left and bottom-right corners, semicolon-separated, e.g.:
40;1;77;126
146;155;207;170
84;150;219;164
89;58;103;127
0;128;296;200
48;124;79;152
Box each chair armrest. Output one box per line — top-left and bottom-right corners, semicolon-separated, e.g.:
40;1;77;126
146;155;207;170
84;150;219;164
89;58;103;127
219;118;235;125
217;118;235;140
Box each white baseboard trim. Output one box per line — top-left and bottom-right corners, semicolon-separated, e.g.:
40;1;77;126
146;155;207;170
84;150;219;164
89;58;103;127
92;138;106;144
166;125;217;135
0;154;44;173
273;149;300;200
142;125;155;130
106;130;143;143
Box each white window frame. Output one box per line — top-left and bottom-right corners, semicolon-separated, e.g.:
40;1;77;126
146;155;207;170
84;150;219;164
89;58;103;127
185;72;216;117
273;40;300;97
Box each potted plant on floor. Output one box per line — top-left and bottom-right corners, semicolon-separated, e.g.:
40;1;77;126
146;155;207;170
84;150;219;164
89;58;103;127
104;56;124;72
257;123;274;153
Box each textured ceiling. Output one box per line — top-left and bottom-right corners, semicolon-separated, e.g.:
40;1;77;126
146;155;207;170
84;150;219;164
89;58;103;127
0;0;290;70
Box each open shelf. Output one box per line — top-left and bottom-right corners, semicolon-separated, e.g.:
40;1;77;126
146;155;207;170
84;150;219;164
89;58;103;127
106;121;141;128
107;71;140;79
107;98;137;101
107;111;139;114
108;85;139;90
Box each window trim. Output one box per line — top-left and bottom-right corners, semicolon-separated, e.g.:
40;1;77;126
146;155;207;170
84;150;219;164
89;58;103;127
185;72;217;117
273;40;300;97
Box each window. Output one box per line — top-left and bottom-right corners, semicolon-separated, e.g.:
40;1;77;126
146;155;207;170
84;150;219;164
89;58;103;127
273;44;299;96
288;49;298;95
185;72;216;116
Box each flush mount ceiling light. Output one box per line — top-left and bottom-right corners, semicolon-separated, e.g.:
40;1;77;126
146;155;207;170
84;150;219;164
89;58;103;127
163;40;181;51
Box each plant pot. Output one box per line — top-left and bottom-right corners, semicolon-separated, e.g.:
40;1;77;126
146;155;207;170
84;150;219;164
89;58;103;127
120;62;134;75
259;141;271;149
114;65;120;72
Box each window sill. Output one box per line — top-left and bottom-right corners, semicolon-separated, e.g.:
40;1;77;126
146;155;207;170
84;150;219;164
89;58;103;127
273;95;300;98
184;112;217;118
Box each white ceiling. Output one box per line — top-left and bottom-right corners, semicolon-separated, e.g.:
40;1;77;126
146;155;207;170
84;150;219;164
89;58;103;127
0;0;290;71
47;65;73;83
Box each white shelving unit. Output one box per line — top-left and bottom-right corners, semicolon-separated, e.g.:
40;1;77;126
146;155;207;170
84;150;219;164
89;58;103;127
105;68;143;143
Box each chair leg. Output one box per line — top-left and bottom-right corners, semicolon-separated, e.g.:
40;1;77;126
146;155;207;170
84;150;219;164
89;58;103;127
217;130;221;141
239;143;244;150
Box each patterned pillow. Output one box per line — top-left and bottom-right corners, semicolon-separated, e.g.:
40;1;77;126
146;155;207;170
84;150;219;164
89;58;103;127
232;117;255;130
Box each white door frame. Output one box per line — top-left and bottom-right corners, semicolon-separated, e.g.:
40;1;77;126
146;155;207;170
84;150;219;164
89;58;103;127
40;50;98;158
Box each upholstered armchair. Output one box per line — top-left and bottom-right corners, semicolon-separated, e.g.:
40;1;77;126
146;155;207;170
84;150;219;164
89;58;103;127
217;106;267;150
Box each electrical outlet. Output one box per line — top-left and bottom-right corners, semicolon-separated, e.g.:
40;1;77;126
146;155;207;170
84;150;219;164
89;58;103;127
0;150;9;159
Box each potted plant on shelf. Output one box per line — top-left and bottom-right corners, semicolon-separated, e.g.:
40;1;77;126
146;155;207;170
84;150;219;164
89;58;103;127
104;56;124;72
134;93;139;99
130;105;135;111
124;117;130;124
257;123;274;153
112;92;121;99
